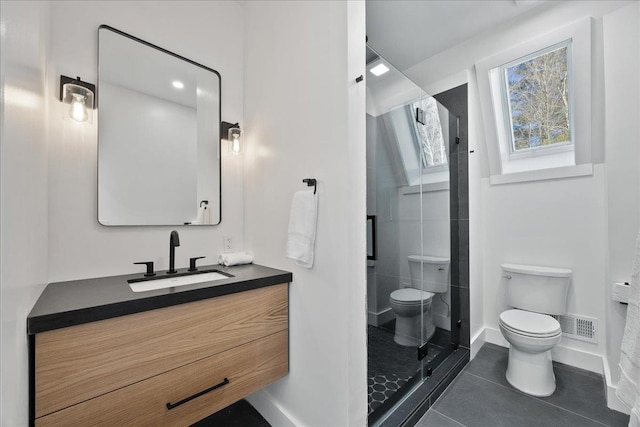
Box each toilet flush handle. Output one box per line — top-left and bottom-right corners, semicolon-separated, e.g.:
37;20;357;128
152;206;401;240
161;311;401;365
503;274;512;279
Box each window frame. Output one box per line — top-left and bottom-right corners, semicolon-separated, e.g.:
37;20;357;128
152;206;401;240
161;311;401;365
499;39;575;158
475;17;593;185
407;99;449;173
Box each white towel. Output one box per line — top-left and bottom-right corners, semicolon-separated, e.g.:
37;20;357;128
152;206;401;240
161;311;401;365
203;206;210;225
194;205;210;225
618;229;640;426
218;252;254;267
286;190;318;268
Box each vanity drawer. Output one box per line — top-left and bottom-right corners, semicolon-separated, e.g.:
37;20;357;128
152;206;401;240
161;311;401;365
35;283;288;418
35;330;288;426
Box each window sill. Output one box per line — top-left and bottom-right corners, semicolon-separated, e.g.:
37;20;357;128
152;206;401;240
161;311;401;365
508;143;574;160
402;181;450;194
489;163;593;185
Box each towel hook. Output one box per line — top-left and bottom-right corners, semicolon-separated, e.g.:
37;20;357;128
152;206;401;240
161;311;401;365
302;178;317;194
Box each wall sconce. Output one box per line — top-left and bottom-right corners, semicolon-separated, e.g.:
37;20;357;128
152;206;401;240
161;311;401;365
221;121;242;155
59;75;95;122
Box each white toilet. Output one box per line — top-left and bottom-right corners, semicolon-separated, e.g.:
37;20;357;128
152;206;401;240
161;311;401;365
498;263;572;397
389;255;449;347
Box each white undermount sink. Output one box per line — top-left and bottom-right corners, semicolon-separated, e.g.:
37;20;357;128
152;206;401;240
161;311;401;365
129;271;230;292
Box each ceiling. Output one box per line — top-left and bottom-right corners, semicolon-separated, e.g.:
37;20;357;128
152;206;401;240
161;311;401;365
366;0;545;71
99;28;219;109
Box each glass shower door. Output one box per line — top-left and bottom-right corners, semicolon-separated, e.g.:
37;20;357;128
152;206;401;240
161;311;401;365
366;45;458;427
365;46;425;424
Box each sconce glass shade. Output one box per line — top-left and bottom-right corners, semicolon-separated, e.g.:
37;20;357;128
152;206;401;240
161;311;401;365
221;121;242;155
70;93;89;122
60;76;95;123
229;127;242;155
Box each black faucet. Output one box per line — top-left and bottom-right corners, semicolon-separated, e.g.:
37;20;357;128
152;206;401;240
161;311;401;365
168;230;180;274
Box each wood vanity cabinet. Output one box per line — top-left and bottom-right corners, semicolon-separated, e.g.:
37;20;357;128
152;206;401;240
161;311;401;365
32;283;289;426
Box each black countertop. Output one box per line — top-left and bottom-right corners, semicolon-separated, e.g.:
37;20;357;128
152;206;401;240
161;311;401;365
27;264;292;335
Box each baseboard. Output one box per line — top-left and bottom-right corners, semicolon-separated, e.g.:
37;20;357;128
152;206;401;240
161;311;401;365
483;327;603;374
602;357;632;415
470;329;486;360
367;308;394;327
246;389;299;427
484;327;509;348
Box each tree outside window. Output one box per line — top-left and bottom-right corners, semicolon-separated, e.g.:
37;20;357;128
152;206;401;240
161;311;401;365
503;42;572;152
412;97;447;169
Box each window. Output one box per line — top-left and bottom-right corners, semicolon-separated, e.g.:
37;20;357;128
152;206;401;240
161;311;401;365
475;18;593;184
411;97;448;169
501;41;573;155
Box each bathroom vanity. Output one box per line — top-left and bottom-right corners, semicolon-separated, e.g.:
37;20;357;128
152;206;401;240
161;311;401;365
27;264;291;426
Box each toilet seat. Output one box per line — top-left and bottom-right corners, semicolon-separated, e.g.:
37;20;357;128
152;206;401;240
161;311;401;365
499;309;561;338
500;322;562;339
390;288;434;305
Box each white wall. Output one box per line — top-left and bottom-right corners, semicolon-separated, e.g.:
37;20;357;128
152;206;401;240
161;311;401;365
404;1;636;367
47;1;245;281
602;1;640;384
242;1;366;426
367;116;400;325
98;83;198;225
480;167;608;356
366;115;381;320
0;1;50;424
1;2;244;422
468;74;485;356
368;114;401;321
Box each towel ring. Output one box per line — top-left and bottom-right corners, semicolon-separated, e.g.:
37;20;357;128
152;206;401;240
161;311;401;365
302;178;317;194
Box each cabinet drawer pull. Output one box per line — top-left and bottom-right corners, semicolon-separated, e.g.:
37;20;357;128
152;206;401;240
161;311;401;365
166;377;230;410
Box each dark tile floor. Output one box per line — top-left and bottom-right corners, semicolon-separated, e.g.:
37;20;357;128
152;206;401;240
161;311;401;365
191;399;270;427
416;343;630;427
368;321;447;416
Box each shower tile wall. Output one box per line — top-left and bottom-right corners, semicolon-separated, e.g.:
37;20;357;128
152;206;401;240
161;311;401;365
435;84;470;348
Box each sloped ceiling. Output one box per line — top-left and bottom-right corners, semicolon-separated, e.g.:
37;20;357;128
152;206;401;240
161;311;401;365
366;0;546;71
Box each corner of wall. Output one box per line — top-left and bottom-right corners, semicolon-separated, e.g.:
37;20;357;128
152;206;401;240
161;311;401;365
470;329;486;359
246;390;298;427
1;1;51;424
602;356;632;415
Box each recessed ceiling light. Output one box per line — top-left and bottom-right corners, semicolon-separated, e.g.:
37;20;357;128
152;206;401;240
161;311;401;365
369;63;390;76
172;81;184;89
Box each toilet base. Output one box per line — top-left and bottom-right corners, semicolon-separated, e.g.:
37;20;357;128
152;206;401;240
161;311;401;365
393;315;435;347
505;346;556;397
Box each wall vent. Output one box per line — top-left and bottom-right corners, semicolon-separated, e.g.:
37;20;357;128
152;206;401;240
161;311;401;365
550;313;597;343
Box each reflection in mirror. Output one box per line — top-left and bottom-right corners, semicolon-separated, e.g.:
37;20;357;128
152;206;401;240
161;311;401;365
98;26;221;226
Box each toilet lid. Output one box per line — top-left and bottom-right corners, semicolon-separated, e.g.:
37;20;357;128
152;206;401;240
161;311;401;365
499;309;561;336
390;288;434;303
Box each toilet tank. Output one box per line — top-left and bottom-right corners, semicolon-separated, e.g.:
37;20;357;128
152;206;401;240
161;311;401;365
502;263;572;315
408;255;449;293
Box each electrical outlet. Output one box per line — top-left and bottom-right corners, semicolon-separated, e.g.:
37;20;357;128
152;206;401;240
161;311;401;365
223;235;233;253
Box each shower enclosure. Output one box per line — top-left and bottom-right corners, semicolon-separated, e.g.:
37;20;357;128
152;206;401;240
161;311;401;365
366;46;469;426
